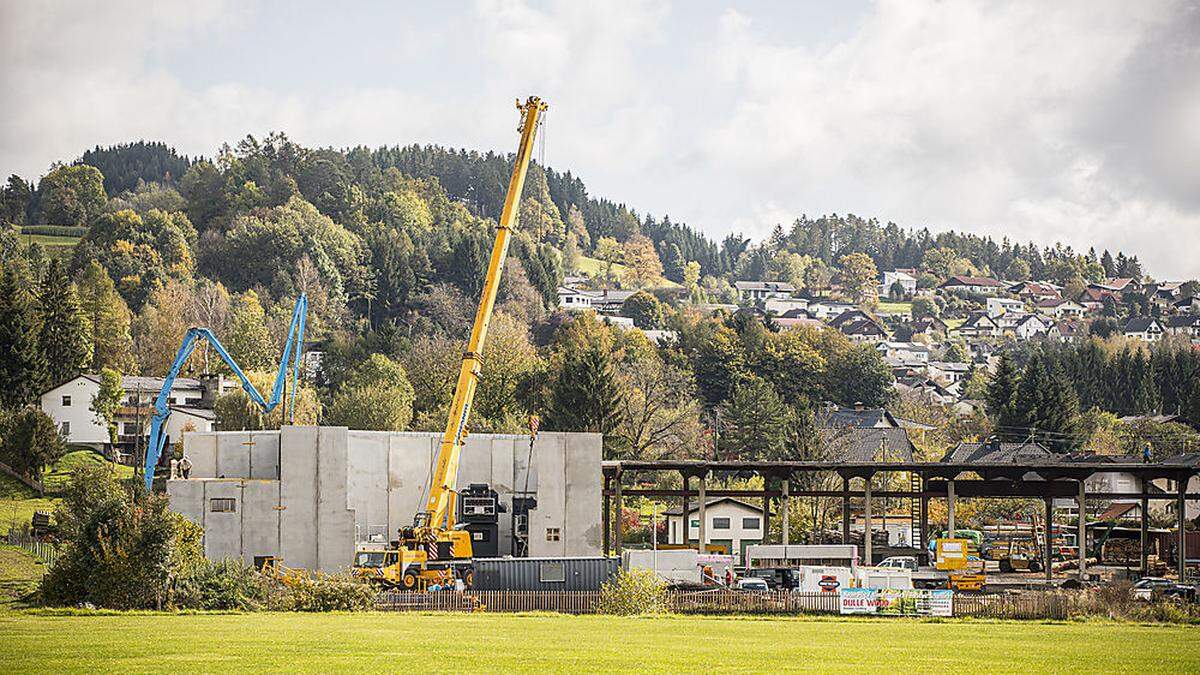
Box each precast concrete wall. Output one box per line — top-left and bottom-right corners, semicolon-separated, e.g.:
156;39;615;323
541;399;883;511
166;426;602;571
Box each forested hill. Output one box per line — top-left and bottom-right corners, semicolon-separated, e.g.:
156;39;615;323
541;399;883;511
2;136;1153;292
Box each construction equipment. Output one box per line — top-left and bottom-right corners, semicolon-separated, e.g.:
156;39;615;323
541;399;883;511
142;295;308;490
996;538;1044;573
353;96;547;590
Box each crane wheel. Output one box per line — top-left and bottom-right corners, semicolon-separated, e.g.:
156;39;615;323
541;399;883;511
999;559;1013;573
401;571;419;590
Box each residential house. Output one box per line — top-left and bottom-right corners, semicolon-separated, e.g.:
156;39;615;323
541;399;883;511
939;275;1007;296
1035;298;1086;319
1173;296;1200;314
879;269;917;297
1077;287;1116;313
941;440;1053;464
735;280;795;302
772;308;823;331
557;285;595;311
589;289;637;314
1123;317;1165;342
1165;315;1200;342
820;426;916;463
1013;314;1050;340
840;318;888;343
1008;281;1061;303
926;361;971;386
39;373;224;462
808;300;856;320
1047;319;1086;341
817;404;908;429
986;297;1024;318
600;315;636;329
1101;277;1141;293
956;311;1000;338
895;376;956;405
909;317;949;341
764;297;810;316
877;341;930;365
665;498;764;563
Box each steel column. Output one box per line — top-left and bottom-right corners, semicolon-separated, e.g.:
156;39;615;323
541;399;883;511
698;473;707;553
781;478;790;546
864;477;873;565
1141;479;1150;576
1178;478;1187;581
1077;480;1086;582
614;471;623;555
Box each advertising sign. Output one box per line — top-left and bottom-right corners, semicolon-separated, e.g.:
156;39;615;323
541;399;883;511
838;588;954;617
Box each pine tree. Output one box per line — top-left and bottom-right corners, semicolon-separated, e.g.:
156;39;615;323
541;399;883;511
37;260;90;385
1100;250;1115;278
720;375;793;461
545;342;623;453
76;260;134;371
1038;356;1082;451
0;265;47;407
987;354;1021;439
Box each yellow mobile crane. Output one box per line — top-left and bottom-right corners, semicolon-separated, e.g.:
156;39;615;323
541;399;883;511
354;96;547;590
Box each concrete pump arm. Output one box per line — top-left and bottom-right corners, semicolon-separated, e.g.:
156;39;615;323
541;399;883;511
142;294;308;490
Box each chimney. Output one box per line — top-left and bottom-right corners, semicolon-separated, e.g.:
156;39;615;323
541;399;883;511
198;373;224;408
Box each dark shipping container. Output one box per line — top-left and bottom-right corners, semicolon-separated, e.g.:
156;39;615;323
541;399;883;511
472;556;620;591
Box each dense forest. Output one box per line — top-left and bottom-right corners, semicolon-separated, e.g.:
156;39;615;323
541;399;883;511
0;136;1197;482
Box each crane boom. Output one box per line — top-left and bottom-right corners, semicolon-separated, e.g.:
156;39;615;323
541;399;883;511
420;96;546;530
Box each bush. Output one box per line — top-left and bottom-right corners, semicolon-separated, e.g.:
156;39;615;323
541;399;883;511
276;571;377;612
41;465;204;610
172;559;271;611
596;569;668;616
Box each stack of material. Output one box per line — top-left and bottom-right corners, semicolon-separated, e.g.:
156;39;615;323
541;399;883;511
1102;538;1140;564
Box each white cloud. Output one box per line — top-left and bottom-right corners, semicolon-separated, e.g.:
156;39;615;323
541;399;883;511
1;0;1197;277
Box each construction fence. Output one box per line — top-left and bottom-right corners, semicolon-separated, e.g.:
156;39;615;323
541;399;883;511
376;588;1069;619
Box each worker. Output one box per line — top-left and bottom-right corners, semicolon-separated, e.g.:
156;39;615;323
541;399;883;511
179;455;192;479
724;567;734;587
1143;443;1152;464
169;457;179;480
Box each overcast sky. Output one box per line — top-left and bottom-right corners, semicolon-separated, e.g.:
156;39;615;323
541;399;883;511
2;1;1198;277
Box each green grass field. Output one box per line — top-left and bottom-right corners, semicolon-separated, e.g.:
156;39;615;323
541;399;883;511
18;233;80;259
876;300;913;315
0;612;1196;673
576;255;681;289
0;546;45;610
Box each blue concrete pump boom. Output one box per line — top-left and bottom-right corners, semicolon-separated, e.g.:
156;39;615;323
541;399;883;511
142;294;308;490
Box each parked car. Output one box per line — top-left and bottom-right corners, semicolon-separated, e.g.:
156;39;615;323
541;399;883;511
745;567;798;590
1132;577;1195;601
877;556;919;572
736;577;770;592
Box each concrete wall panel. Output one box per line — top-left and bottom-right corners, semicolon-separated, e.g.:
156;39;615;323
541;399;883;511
279;426;319;569
241;480;281;564
315;426;355;571
249;432;280;479
183;433;218;478
200;481;243;562
216;433;251;478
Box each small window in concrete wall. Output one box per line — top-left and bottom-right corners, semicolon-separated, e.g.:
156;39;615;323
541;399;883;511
690;519;699;527
60;422;70;435
712;517;731;529
545;527;561;542
210;498;237;513
742;517;761;530
539;561;566;583
62;395;71;406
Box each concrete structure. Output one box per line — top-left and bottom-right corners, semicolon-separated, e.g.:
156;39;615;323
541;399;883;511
735;280;795;302
167;427;603;571
986;297;1024;317
880;270;917;297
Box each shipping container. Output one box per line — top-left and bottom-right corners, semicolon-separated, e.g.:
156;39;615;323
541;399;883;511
472;556;620;591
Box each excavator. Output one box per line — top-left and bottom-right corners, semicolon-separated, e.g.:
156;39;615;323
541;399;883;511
353;96;547;590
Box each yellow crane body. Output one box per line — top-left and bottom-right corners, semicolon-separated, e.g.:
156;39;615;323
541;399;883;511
353;96;546;590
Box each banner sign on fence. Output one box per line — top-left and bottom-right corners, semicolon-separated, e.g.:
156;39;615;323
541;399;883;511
839;588;953;617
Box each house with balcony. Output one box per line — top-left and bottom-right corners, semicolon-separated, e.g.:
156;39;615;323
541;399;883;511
39;373;227;463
